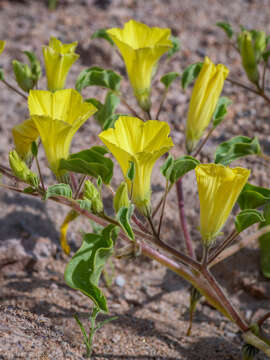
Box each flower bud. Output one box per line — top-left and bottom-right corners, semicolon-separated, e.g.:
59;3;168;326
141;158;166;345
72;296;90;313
0;40;6;55
238;31;259;85
9;150;39;188
83;180;103;213
113;182;130;213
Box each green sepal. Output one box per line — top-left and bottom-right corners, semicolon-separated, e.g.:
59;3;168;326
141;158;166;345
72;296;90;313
238;183;270;210
161;155;199;183
43;183;73;200
12;51;41;92
235;209;264;233
91;29;114;46
76;66;122;92
214;136;261;165
212;96;232;127
116;205;134;241
24;51;42;83
241;342;259;360
64;224;115;312
23;186;36;194
216;22;234;39
59;146;114;184
31;141;38;157
127;161;135;182
167;36;181;59
258;203;270;278
181;62;203;90
160;72;180;89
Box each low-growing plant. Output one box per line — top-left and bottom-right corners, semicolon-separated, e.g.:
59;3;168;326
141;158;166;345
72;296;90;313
1;19;270;358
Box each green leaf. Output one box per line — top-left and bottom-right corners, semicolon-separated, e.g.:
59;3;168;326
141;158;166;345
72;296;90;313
165;155;200;184
181;62;203;90
117;205;134;240
262;50;270;62
59;146;114;184
216;22;234;39
167;36;181;59
212;96;232;127
127;161;135;182
76;67;122;92
0;68;4;81
160;72;180;89
160;154;174;179
12;60;34;93
64;224;115;312
24;51;42;82
93;91;120;130
23;186;36;194
91;29;114;46
44;184;73;200
238;183;270;210
259;203;270;278
235;209;264;233
31;141;38;157
77;199;92;212
214;136;261;165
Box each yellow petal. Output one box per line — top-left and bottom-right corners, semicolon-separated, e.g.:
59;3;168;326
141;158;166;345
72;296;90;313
195;164;250;245
60;210;79;255
0;40;6;55
99;116;174;214
186;57;229;152
28;89;96;125
12;118;39;163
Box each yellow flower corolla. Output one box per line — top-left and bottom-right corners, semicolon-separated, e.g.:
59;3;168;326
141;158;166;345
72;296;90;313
30;89;96;177
12;89;96;176
195;164;250;246
107;20;172;111
0;41;6;55
99;116;174;215
43;37;79;91
185;57;229;153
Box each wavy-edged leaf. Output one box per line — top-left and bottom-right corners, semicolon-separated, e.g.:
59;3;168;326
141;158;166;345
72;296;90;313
59;146;114;184
44;183;72;200
76;66;122;92
91;29;114;46
212;96;232;127
238;183;270;210
77;199;92;212
214;136;261;165
161;155;199;183
216;22;234;39
181;62;203;90
117;205;134;240
160;72;180;89
167;36;181;59
64;224;115;312
235;209;264;233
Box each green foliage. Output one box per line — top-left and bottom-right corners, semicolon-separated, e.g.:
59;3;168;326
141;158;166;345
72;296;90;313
161;155;199;183
0;68;4;81
127;161;135;182
44;184;73;200
238;183;270;210
216;21;234;39
12;51;41;92
214;136;261;165
116;205;134;240
259;203;270;278
160;72;180;89
234;209;264;233
59;146;114;184
87;91;120;130
91;29;114;46
212;97;232;127
167;36;181;58
76;66;122;92
181;62;203;90
64;224;115;312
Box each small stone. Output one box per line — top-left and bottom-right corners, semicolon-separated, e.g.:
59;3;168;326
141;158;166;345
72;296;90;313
115;275;125;287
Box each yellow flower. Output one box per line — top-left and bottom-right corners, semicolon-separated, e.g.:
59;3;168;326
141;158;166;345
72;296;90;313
185;57;229;153
195;164;250;245
0;41;6;55
43;37;79;91
29;89;96;177
107;20;172;111
99;116;174;215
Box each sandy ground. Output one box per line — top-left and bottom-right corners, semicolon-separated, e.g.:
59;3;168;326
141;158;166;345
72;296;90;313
0;0;270;359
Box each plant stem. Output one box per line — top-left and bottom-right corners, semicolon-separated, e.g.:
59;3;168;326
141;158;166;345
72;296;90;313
120;96;141;118
1;79;28;100
176;178;194;258
262;61;268;91
193;127;215;158
156;88;168;120
258;312;270;328
69;172;78;193
158;180;169;237
35;156;45;192
259;152;270;163
226;77;270;104
74;174;86;199
243;331;270;357
208;229;239;265
152;183;173;218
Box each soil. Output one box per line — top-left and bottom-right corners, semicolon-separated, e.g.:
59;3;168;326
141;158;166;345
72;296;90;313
0;0;270;359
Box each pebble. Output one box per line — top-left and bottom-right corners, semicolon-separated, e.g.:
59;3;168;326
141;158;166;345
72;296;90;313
115;275;125;287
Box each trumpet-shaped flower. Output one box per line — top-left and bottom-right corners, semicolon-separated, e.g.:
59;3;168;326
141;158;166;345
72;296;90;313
0;41;5;55
195;164;250;246
107;20;172;111
43;37;79;91
99;116;174;215
185;57;229;153
29;89;96;177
